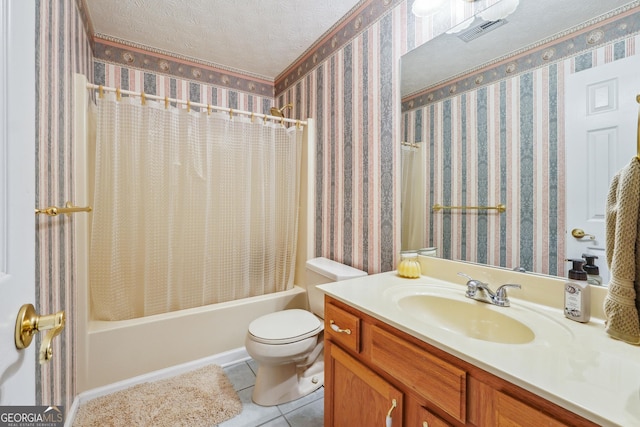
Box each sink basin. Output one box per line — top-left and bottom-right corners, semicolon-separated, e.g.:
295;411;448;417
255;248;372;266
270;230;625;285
384;284;573;345
397;294;535;344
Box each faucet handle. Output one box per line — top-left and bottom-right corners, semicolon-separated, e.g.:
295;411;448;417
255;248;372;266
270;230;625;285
458;272;485;298
494;284;521;306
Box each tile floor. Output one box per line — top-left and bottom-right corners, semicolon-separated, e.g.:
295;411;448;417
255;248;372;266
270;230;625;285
218;359;324;427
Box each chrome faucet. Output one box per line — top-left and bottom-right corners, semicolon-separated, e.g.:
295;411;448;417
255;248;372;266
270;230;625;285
457;273;521;307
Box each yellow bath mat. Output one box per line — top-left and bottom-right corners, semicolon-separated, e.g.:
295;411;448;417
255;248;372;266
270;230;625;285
73;364;242;427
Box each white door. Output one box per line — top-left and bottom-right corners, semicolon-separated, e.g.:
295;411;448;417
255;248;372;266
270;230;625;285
565;53;640;285
0;0;36;404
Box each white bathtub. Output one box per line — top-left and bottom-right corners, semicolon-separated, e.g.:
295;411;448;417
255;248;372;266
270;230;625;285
79;287;307;390
73;74;317;392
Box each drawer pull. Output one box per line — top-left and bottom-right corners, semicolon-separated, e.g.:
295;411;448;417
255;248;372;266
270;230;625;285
385;398;397;427
330;320;351;335
423;422;429;427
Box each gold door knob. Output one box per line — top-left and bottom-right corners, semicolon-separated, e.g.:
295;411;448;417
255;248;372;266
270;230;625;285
15;304;65;364
571;228;595;240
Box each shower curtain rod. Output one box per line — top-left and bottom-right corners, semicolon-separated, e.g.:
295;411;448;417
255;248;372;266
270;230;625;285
86;83;307;127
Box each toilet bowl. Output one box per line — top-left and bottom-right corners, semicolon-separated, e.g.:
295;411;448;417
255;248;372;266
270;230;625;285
245;257;367;406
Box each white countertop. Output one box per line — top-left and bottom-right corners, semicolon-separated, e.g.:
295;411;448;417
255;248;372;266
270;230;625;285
317;258;640;427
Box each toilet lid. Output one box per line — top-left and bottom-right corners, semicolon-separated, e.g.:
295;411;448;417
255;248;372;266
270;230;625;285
248;309;323;344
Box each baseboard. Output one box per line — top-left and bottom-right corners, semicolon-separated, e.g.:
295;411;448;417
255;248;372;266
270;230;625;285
65;347;250;427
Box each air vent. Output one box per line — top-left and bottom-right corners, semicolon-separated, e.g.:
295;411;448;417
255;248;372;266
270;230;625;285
457;19;507;43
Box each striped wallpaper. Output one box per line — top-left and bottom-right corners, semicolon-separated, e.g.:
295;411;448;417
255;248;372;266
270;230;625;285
33;0;640;411
35;0;93;409
276;6;403;273
274;0;499;273
403;66;565;275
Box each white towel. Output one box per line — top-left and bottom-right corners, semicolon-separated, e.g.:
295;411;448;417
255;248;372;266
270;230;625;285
603;157;640;344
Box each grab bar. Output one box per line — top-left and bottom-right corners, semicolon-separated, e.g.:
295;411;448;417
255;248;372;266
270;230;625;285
35;201;92;217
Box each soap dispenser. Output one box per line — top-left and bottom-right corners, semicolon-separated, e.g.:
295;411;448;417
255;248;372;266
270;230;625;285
564;259;590;323
582;254;602;286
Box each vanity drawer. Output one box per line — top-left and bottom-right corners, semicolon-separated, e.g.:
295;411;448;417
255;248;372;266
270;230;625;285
324;302;361;353
493;389;566;427
416;405;454;427
370;325;466;423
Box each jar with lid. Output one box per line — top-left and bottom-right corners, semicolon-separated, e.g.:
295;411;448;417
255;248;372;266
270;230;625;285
397;251;421;279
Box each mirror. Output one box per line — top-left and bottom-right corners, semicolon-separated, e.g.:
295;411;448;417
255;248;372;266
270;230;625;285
400;0;637;279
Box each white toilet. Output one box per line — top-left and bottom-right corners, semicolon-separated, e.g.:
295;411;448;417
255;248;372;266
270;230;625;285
245;257;367;406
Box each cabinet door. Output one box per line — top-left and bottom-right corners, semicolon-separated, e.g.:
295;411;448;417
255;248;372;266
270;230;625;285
326;341;404;427
494;390;567;427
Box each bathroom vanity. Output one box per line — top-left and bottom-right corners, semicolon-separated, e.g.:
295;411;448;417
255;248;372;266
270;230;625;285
319;257;640;426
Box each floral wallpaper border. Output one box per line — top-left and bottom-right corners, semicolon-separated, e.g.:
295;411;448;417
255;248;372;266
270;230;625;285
93;37;275;97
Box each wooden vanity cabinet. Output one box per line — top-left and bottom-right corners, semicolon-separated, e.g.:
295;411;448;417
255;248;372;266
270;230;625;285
324;297;599;427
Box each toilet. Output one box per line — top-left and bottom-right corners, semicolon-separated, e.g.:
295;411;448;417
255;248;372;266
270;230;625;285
245;257;367;406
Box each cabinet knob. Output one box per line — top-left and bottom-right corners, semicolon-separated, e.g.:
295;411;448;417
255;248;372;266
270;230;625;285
423;422;429;427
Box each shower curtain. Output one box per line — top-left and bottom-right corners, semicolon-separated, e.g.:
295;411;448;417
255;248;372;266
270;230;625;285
401;143;426;251
90;94;303;321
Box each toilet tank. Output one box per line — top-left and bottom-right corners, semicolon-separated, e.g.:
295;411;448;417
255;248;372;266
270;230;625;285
305;257;367;319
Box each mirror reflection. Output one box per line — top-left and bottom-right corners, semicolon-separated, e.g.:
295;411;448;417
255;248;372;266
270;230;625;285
400;0;640;284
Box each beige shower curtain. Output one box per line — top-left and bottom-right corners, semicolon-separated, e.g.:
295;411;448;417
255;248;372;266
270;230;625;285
401;143;426;251
90;94;303;321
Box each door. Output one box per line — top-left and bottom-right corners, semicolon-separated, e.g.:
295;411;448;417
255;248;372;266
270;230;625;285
0;0;36;404
565;53;640;285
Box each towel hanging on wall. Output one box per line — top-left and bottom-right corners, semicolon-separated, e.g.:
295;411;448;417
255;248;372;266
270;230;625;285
603;156;640;344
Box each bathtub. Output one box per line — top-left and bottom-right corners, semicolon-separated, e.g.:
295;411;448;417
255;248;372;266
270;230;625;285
73;74;317;392
79;287;307;390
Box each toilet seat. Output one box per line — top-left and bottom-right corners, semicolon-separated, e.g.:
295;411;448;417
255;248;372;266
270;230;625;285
248;309;323;345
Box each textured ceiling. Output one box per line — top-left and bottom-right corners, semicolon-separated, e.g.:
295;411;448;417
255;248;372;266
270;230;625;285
84;0;363;80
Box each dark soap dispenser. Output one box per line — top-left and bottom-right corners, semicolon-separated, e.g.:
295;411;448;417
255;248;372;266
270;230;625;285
582;254;603;286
